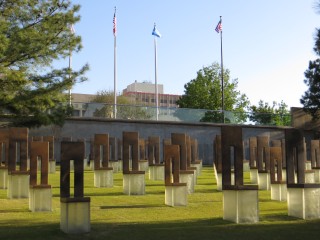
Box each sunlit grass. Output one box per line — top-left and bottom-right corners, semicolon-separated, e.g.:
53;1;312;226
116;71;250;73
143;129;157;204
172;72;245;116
0;166;319;240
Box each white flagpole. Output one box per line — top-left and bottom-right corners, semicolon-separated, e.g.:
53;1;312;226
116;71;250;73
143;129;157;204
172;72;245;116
113;7;117;119
215;16;224;123
68;49;72;106
219;16;224;116
69;24;75;107
154;36;159;121
152;23;161;121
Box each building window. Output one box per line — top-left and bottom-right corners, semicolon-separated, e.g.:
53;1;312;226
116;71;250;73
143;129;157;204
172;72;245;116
72;110;80;116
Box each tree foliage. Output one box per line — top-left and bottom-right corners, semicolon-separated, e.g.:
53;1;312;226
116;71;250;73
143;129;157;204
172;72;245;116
91;90;152;120
301;1;320;119
176;62;250;123
300;58;320;118
0;0;88;127
249;100;291;126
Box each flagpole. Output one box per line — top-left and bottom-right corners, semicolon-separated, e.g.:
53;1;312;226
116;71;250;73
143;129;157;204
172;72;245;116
219;16;224;123
114;24;117;119
68;24;74;107
68;49;72;106
154;24;159;121
154;29;159;121
113;7;117;119
152;23;161;121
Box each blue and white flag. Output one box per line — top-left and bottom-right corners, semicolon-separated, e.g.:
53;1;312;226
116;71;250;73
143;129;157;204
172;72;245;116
152;24;161;38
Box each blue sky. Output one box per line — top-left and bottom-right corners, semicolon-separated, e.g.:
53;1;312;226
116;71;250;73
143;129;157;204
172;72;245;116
67;0;320;108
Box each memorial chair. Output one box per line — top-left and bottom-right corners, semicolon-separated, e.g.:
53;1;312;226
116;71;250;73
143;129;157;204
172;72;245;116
122;132;145;195
60;141;90;233
93;134;113;188
148;136;164;180
164;144;187;206
7;128;30;199
171;133;195;194
285;128;320;219
221;126;259;224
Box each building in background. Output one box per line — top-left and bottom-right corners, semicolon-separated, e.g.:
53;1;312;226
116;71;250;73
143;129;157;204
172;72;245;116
70;81;181;117
71;93;96;117
122;80;180;108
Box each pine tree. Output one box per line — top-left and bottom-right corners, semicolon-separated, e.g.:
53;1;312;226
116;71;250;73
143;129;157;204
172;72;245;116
0;0;88;127
300;1;320;118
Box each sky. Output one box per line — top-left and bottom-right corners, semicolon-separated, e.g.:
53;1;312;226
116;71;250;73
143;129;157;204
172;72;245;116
66;0;320;108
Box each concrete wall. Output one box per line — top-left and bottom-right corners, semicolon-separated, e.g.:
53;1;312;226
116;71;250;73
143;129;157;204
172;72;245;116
29;117;307;165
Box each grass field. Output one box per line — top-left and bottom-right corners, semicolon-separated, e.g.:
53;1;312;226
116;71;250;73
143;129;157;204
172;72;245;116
0;166;319;240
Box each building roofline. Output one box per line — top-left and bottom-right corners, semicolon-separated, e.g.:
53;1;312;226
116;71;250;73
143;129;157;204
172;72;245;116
123;91;181;97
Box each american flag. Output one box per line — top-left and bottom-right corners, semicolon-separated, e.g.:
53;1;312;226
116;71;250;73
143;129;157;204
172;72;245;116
215;20;222;33
113;12;117;36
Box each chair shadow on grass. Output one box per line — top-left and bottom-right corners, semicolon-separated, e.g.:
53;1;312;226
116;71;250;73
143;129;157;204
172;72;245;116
0;208;30;213
0;215;320;240
89;217;320;240
52;191;126;197
193;188;217;194
100;203;164;209
260;212;298;222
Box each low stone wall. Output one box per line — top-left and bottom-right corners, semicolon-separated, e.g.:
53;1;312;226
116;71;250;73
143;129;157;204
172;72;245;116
29;117;309;165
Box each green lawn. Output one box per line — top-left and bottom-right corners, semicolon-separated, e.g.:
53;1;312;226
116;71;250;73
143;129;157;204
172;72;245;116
0;166;319;240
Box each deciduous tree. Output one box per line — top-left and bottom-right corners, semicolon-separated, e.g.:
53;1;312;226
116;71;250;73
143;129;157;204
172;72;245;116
90;90;151;120
176;62;250;123
249;100;290;126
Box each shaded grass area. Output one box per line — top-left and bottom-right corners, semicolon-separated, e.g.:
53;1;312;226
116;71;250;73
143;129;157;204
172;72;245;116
0;166;319;240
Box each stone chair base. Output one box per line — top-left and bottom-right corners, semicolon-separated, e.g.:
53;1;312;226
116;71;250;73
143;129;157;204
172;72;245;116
89;160;94;170
271;183;287;201
165;183;187;206
110;161;119;173
0;168;8;189
314;169;320;183
180;171;195;194
60;197;91;234
49;161;56;174
250;168;258;184
287;185;320;219
139;160;149;172
191;161;202;176
29;185;52;212
94;169;113;188
223;188;259;224
282;169;287;182
216;172;234;191
305;171;315;183
305;161;312;170
83;159;90;170
7;173;29;199
149;165;164;181
258;172;270;190
243;161;250;172
117;160;123;172
123;173;145;195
